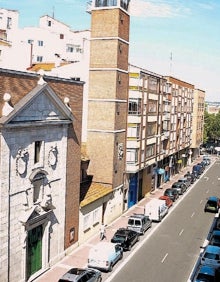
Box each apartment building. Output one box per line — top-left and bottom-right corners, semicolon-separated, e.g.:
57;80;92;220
191;89;205;157
165;76;194;170
0;8;90;71
125;64;168;207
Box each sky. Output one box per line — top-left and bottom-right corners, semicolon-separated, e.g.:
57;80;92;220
0;0;220;102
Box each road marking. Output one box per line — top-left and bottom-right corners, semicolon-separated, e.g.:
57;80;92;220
179;229;184;236
191;212;195;218
161;253;168;263
200;200;203;204
206;189;209;193
204;176;209;181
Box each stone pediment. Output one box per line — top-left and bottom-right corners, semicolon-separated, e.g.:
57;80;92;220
0;84;74;125
19;205;50;226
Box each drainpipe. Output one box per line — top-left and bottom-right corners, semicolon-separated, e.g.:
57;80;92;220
7;151;11;282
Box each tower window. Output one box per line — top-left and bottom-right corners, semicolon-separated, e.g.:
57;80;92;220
34;141;42;163
95;0;117;7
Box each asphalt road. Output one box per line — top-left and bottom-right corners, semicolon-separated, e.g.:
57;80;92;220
104;159;220;282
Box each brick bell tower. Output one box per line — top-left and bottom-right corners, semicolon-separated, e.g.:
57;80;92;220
87;0;131;201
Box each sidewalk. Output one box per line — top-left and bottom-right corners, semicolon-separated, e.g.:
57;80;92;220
36;157;203;282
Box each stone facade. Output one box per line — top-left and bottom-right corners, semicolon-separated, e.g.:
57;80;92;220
0;69;83;281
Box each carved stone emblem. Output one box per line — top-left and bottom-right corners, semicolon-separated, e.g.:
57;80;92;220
16;148;29;176
48;146;58;167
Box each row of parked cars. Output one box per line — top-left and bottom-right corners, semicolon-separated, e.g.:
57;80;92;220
190;207;220;281
58;156;211;281
58;212;153;281
163;156;211;208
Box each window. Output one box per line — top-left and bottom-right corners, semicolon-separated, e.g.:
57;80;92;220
60;34;64;39
83;214;91;231
128;99;141;115
28;39;34;44
126;149;138;164
34;141;42;163
127;124;140;138
7;17;12;29
146;145;155;158
149;78;158;91
37;56;43;62
95;0;117;7
93;208;100;225
119;43;123;53
148;100;157;113
38;40;43;46
147;122;157;136
48;20;51;26
66;45;74;53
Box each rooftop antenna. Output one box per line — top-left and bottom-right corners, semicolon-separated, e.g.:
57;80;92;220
169;52;173;76
52;6;55;18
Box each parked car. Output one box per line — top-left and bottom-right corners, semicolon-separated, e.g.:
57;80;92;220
200;245;220;269
204;196;220;213
203;155;211;165
88;242;123;272
193;265;216;282
184;172;196;184
127;213;152;235
144;198;168;222
111;228;139;251
177;177;191;188
159;195;173;209
192;170;200;179
58;268;102;282
209;230;220;247
198;162;205;172
214;217;220;230
164;188;179;202
171;182;187;195
193;164;203;175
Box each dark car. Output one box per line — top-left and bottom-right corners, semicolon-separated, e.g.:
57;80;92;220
58;268;102;282
177;177;191;188
184;172;196;184
171;182;187;195
192;170;200;179
198;162;205;172
164;188;179;202
204;196;220;213
111;228;139;251
209;230;220;247
192;164;203;175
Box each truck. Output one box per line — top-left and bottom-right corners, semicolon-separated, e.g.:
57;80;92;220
144;198;168;222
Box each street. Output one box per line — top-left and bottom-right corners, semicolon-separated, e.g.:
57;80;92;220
104;159;220;282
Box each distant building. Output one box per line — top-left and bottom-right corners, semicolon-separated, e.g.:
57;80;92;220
206;104;220;115
191;89;205;157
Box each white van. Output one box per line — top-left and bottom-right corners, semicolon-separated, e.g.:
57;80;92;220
145;199;168;222
88;242;123;272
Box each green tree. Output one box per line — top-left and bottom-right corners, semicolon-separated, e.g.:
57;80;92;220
204;110;220;143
